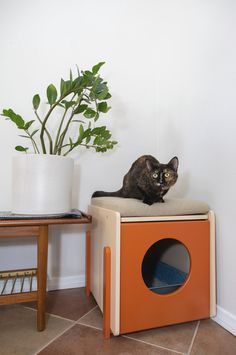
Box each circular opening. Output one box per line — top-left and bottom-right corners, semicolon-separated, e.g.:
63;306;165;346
141;238;190;295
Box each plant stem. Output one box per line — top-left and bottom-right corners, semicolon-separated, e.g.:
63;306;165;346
40;94;68;154
57;110;75;155
53;108;68;154
57;94;83;155
53;93;77;154
63;142;98;156
34;110;54;154
25;129;40;154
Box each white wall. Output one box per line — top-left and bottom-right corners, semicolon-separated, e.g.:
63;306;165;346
0;0;158;286
155;0;236;332
0;0;235;333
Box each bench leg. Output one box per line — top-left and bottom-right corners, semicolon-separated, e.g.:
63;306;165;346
37;225;48;331
103;246;111;339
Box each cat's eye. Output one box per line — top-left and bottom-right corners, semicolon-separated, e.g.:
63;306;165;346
152;173;158;179
164;173;170;178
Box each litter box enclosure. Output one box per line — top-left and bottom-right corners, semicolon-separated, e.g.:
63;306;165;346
88;198;216;337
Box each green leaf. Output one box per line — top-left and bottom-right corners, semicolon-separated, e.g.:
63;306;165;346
86;136;91;144
69;137;73;148
76;65;80;77
72;76;83;91
93;136;100;145
69;68;73;81
81;72;94;87
97;88;108;100
79;124;84;137
32;94;40;110
98;102;111;113
92;76;103;92
65;80;73;92
104;92;112;100
15;115;25;129
19;135;31;139
83;128;91;138
71;120;84;124
2;109;25;129
102;130;112;139
31;129;39;137
60;79;72;96
92;62;105;75
61;100;76;110
60;79;67;96
24;120;35;130
91;127;102;135
76;124;84;145
47;84;57;105
84;108;96;119
15;145;28;152
74;104;88;114
84;70;93;76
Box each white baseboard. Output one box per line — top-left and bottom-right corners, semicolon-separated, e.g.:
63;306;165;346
212;305;236;336
47;274;85;291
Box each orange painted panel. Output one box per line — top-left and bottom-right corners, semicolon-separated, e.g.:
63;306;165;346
120;220;210;334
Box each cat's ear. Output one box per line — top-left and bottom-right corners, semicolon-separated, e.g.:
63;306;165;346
168;157;179;172
146;158;159;171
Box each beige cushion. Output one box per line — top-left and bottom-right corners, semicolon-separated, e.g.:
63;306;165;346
91;197;210;217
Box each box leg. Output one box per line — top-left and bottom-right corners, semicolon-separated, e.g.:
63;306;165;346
85;231;91;297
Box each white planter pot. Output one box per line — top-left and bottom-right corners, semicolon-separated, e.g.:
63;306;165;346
12;154;74;215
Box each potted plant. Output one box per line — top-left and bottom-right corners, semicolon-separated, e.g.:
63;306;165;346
1;62;117;215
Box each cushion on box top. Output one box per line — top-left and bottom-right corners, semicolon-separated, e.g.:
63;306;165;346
91;197;210;217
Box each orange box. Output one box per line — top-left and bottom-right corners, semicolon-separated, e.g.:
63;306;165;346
88;201;216;337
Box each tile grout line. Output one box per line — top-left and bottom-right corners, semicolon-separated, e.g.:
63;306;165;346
122;335;186;355
32;306;99;355
23;303;98;323
187;320;200;355
22;303;199;355
78;322;103;331
22;305;75;323
76;305;98;323
74;307;188;355
33;322;75;355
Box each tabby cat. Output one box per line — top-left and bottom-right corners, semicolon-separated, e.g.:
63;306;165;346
92;155;178;205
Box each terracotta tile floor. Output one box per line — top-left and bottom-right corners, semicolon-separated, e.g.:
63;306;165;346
0;288;235;355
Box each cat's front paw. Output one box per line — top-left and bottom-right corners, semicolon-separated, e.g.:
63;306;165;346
155;197;165;203
143;199;153;205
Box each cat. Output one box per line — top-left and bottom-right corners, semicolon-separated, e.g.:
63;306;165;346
92;155;179;205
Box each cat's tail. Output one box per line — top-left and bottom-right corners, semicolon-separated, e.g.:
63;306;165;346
92;189;123;198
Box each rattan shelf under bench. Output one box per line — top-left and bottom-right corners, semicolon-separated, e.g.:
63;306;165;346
0;268;37;304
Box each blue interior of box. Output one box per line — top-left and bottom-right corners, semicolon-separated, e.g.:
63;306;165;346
150;261;188;294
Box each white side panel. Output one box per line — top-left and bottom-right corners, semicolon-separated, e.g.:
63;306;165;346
88;205;121;336
208;210;216;317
